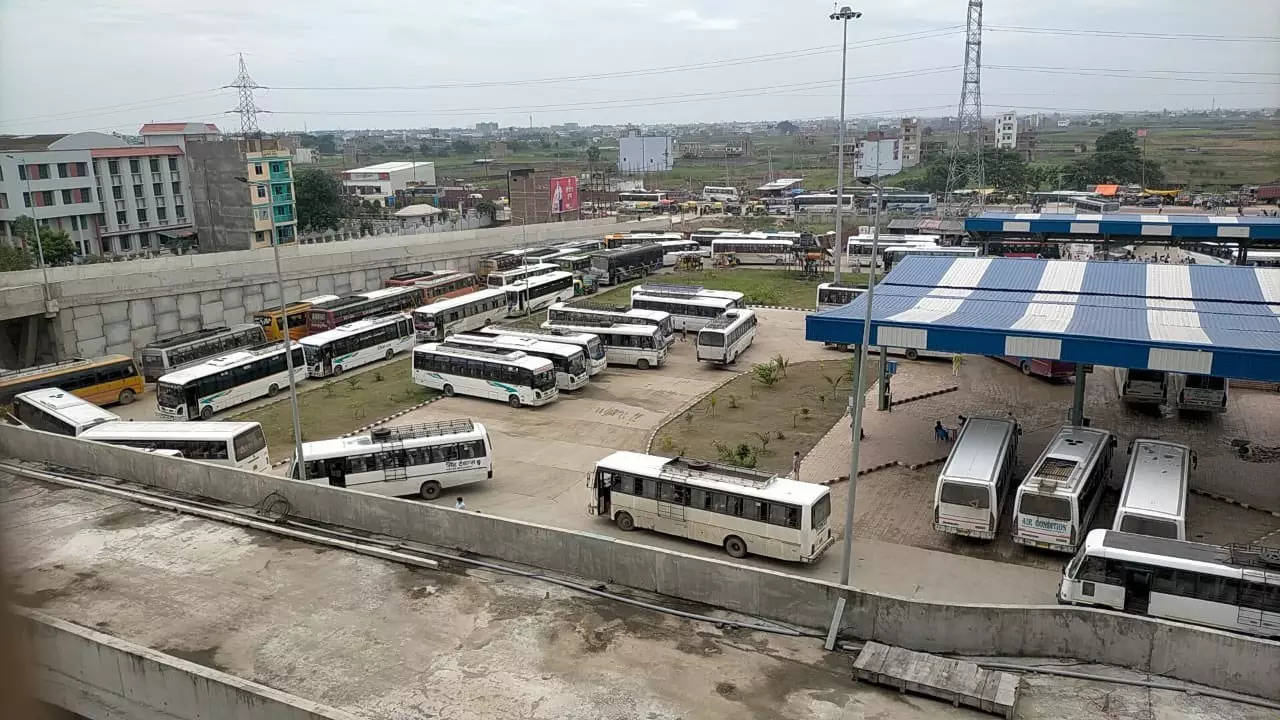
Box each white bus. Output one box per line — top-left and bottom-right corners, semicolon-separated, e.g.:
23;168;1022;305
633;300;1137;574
289;419;492;501
690;228;741;247
816;282;866;311
485;262;559;288
588;452;834;562
618;191;668;212
1115;368;1168;405
701;186;740;203
412;343;558;408
156;344;305;421
881;245;981;272
1012;425;1116;553
695;309;757;364
845;235;939;268
932;416;1021;540
655;239;704;266
547;302;674;347
710;238;794;265
442;333;589;391
1059;530;1280;637
792;193;856;214
79;420;270;473
1113;439;1194;541
540;321;667;369
630;284;744;306
476;326;607;376
1169;373;1229;413
504;270;575;316
139;324;267;382
631;290;742;332
300;313;415;378
11;388;119;436
412;288;507;342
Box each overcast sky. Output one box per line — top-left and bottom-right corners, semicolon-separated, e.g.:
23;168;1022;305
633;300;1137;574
2;0;1277;135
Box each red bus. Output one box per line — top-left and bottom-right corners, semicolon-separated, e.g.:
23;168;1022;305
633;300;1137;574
307;286;425;333
412;272;479;302
994;356;1076;380
386;270;448;287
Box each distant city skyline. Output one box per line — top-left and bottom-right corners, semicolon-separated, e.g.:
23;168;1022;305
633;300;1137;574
2;0;1277;135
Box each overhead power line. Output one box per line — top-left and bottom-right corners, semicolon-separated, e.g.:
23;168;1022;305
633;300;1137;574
987;25;1280;42
988;65;1280;85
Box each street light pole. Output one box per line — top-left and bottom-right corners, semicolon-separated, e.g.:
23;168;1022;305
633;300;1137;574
828;7;861;283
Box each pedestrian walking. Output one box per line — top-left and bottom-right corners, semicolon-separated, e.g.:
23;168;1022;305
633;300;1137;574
951;354;962;377
455;497;466;510
791;451;802;481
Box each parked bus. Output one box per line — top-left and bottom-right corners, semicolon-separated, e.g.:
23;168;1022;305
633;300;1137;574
589;244;664;285
79;421;270;473
695;309;757;364
994;356;1077;380
485;262;559;288
604;232;684;249
411;288;507;342
478;252;523;277
689;228;741;247
443;333;588;391
816;282;866;310
791;193;856;213
553;254;593;273
10;388;119;436
307;286;425;333
630;284;744;306
412;343;558;408
385;270;444;287
875;192;937;211
1074;197;1121;213
139;324;267;382
710;238;794;265
1169;373;1229;413
618;191;668;212
504;271;575;316
253;294;340;342
587;451;835;562
1058;530;1280;636
156;343;305;421
398;272;479;303
654;238;703;264
289;419;492;500
540;321;667;369
932;416;1021;540
547;302;673;346
631;290;742;332
0;355;143;407
1115;367;1168;405
300;313;415;378
555;238;605;253
845;235;939;267
476;326;607;376
701;186;740;203
1012;425;1116;553
1113;439;1194;541
882;245;980;272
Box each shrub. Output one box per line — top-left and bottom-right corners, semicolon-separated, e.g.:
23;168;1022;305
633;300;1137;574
752;361;782;388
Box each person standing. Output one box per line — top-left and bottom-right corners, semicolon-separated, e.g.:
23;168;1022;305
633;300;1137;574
791;451;802;481
951;354;963;377
455;497;466;510
934;421;947;443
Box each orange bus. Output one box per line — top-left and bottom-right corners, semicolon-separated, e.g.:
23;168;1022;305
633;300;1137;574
0;355;145;407
253;294;340;342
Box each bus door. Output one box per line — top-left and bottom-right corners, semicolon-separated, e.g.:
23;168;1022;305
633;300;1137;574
585;470;608;516
1123;567;1152;614
325;458;347;488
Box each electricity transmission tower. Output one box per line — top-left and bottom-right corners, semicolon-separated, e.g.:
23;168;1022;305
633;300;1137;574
944;0;984;214
229;54;265;137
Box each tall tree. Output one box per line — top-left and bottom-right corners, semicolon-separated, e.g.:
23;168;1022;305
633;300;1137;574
1060;129;1164;188
0;244;32;272
775;120;799;135
11;215;76;264
293;168;344;231
586;146;601;164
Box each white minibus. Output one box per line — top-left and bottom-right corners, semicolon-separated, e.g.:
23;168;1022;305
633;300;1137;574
932;416;1020;539
412;288;508;342
1012;425;1115;552
156;344;305;421
11;388;119;436
79;420;270;472
1115;367;1168;405
1169;373;1229;413
695;310;757;364
1112;439;1194;541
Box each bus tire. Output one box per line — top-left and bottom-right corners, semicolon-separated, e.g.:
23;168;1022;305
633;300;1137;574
419;481;442;501
835;343;849;352
443;384;455;397
267;383;280;397
905;348;919;361
615;511;635;531
117;388;135;405
723;535;748;559
508;395;522;409
1020;360;1033;376
636;358;650;370
385;349;394;361
333;364;344;376
199;405;213;421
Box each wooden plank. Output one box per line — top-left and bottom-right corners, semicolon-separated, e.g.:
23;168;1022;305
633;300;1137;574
850;643;1019;718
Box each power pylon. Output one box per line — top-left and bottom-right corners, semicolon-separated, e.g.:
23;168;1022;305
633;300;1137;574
229;54;265;137
944;0;984;214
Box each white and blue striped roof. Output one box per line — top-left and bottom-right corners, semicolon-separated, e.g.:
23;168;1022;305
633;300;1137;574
965;212;1280;241
806;256;1280;381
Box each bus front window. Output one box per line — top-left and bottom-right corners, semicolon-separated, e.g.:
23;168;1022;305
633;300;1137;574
811;494;831;529
156;383;184;408
534;369;556;390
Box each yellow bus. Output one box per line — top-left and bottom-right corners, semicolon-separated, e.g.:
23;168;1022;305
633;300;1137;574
252;294;339;342
0;355;145;407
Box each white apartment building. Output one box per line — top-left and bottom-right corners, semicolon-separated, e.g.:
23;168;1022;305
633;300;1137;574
996;112;1018;150
342;161;436;206
90;146;194;256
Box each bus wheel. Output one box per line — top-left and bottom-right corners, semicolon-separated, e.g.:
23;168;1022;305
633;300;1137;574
385;349;394;361
419;481;442;500
723;535;748;559
508;395;522;409
118;388;135;405
636;358;650;370
1020;360;1033;376
442;384;455;397
333;365;344;376
835;344;849;352
267;383;280;397
199;405;214;421
615;511;635;531
905;348;919;361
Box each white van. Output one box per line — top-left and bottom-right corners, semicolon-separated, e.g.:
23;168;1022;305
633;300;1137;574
1115;367;1168;405
932;416;1020;539
1112;439;1194;541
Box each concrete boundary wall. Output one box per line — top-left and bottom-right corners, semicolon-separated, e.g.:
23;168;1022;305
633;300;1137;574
18;607;360;720
3;424;1277;701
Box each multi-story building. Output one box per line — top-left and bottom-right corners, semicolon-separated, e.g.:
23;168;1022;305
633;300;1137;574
342;161;436;206
476;122;499;136
188;137;297;253
90;146;195;256
900;118;922;168
996;112;1018;150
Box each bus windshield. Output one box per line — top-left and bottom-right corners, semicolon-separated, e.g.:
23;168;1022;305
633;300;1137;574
533;368;557;390
1020;494;1070;520
941;482;990;509
156;383;185;408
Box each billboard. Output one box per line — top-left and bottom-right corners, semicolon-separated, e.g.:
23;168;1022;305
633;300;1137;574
549;176;579;214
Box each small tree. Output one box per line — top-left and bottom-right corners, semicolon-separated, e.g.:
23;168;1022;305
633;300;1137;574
752;361;781;389
0;245;32;272
657;435;676;453
727;394;739;409
751;431;772;454
706;393;719;417
772;353;790;378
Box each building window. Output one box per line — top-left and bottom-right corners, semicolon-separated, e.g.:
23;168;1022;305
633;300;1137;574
101;237;112;254
36;164;50;179
80;188;93;203
152;182;163;196
120;235;132;252
61;189;73;204
129;159;140;173
75;162;87;176
256;186;267;199
0;193;8;209
172;181;181;195
253;162;263;174
70;216;79;231
57;163;69;178
133;184;143;198
168;157;178;172
112;185;123;200
108;159;119;175
157;207;167;222
149;158;160;172
137;209;148;222
175;205;185;219
116;210;127;225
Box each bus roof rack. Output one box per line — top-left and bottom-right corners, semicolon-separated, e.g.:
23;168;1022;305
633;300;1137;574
567;301;629;312
370;419;474;442
664;456;777;487
1224;543;1280;570
635;283;705;297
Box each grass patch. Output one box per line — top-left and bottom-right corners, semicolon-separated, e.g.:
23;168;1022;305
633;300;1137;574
593;269;867;309
650;357;875;475
230;357;438;462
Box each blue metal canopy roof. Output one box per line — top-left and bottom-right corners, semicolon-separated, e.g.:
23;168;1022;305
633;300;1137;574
806;256;1280;381
965;212;1280;242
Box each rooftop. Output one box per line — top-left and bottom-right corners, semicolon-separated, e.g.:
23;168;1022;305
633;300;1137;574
0;134;68;151
138;122;221;135
90;145;183;158
344;161;435;174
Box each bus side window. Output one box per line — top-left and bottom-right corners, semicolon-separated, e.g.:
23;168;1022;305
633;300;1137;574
641;478;658;499
1078;556;1107;583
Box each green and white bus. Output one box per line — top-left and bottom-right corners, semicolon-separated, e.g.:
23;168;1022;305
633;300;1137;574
412;343;558;408
156;343;305;421
300;313;414;378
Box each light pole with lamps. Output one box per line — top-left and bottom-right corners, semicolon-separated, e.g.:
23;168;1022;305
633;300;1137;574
828;6;861;283
236;175;307;483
